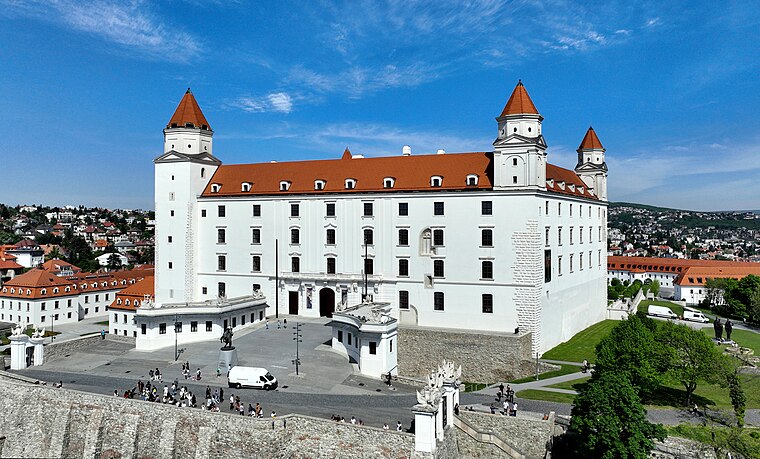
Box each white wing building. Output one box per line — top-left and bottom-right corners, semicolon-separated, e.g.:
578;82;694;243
144;83;609;354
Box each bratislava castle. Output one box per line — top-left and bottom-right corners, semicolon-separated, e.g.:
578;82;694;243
143;82;608;354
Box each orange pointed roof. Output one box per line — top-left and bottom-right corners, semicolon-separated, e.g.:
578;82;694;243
167;88;211;130
500;80;539;116
579;126;604;150
341;147;352;160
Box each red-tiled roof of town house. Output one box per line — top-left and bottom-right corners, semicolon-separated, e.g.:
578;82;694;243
0;259;23;271
499;81;539;116
202;151;597;200
166;89;211;131
109;276;154;312
578;126;604;150
675;266;760;286
40;258;81;274
1;269;75;299
607;256;759;274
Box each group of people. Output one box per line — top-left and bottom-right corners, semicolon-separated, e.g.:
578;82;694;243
713;318;734;342
497;383;514;403
114;378;199;407
180;361;201;380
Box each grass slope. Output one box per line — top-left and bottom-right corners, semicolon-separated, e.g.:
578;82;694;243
541;320;618;363
516;389;576;404
509;364;578;384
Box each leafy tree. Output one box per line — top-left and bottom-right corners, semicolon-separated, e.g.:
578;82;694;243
726;370;746;428
749;288;760;324
107;253;122;271
595;315;665;395
649;280;660;297
656;322;725;406
567;371;666;458
611;278;622;287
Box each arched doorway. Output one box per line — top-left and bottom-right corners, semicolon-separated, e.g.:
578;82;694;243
319;288;335;318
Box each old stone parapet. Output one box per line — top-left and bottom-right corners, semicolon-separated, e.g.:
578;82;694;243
0;381;416;458
43;332;135;363
398;327;533;383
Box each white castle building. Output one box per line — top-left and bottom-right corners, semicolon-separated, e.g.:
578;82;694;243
138;82;609;354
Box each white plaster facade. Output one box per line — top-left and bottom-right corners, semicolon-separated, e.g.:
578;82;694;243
329;302;398;378
149;85;609;354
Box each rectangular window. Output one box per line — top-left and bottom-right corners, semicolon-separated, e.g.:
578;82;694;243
291;228;300;244
570;254;574;273
482;201;493;215
327;257;336;274
363;229;374;245
398;202;408;216
558;227;562;246
252;256;261;272
217;255;226;271
251;228;261;244
558;202;561;216
558;256;563;276
175;322;183;333
369;341;377;355
399;290;409;309
232;317;237;328
170;210;174;217
364;258;374;275
168;262;173;270
433;229;444;246
570;204;573;217
580;253;584;270
434;202;444;216
141;324;146;335
290;203;299;217
202;287;208;294
218;282;226;297
545;227;550;247
191;321;198;332
218;205;226;217
201;209;207;217
291;257;300;273
326;203;336;217
481;229;493;247
217;228;226;244
433;260;444;278
580;226;583;244
545;249;552;282
253;204;261;217
159;323;166;334
482;294;493;313
363;202;373;217
481;261;493;280
398;259;409;276
206;321;213;332
545;200;549;215
570;227;574;245
41;302;46;311
168;236;173;243
398;229;409;246
348;333;352;346
434;292;444;311
337;330;343;343
326;228;336;245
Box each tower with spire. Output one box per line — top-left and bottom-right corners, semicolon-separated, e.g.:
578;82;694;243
574;127;608;201
492;81;547;190
153;90;222;305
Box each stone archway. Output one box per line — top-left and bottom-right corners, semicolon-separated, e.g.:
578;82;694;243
319;288;335;318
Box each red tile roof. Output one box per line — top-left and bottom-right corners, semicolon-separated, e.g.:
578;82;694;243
499;81;539;116
608;256;759;274
578;126;604;150
201;151;598;200
109;276;154;311
675;266;760;286
167;89;211;130
40;258;81;274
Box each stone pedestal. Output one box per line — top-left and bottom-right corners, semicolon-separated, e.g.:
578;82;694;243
29;337;45;366
442;385;455;428
412;405;438;454
436;397;445;441
218;347;239;373
9;335;30;370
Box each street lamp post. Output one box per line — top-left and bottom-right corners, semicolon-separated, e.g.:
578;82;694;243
293;322;302;375
51;314;55;341
173;313;180;361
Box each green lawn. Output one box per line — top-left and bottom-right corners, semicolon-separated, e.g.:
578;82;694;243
94;320;110;326
546;376;590;391
638;299;686;318
516;389;577;404
667;424;760;457
541;320;618;363
509;364;578;384
720;329;760;354
645;373;760;410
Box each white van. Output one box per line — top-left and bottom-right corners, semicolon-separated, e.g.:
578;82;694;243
227;366;278;390
683;307;709;323
647;305;678;320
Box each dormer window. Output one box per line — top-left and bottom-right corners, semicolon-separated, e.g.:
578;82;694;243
430;176;443;187
383;177;395;188
314;180;326;190
242;182;252;192
345;178;356;190
211;183;221;193
280;181;291;191
568;184;576;192
466;174;478;186
557;181;566;190
41;289;47;295
53;288;59;294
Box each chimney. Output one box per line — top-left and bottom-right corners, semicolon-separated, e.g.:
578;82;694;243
402;145;412;156
436;149;446;155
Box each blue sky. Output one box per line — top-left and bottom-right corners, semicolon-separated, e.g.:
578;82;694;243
1;0;759;211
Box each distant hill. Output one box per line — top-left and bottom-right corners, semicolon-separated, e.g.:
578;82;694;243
609;202;686;213
609;202;760;231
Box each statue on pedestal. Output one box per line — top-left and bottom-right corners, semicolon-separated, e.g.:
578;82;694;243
220;327;234;350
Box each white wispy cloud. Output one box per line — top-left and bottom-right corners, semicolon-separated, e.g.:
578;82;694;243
0;0;201;62
229;92;295;114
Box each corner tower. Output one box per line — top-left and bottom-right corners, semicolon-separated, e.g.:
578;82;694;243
574;127;608;201
154;90;221;306
492;81;547;190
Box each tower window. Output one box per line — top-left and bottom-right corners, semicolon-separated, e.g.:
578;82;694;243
482;201;493;215
398;229;409;246
326;203;336;217
398;259;409;276
433;260;444;278
290;203;299;217
252;256;261;272
217;228;226;244
398;202;409;216
434;292;444;311
434;202;444;216
364;258;374;275
291;257;300;273
433;229;444;246
326;228;336;245
482;294;493;313
217;255;226;271
253;205;261;216
528;127;532;132
481;261;493;280
218;205;225;217
481;229;493;247
326;257;336;274
252;228;261;244
512;176;518;184
291;228;300;244
399;290;409;309
363;202;373;217
363;229;374;245
512;158;518;166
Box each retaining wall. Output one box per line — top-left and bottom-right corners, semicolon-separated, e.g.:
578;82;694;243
44;333;135;362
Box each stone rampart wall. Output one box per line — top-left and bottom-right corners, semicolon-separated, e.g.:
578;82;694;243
458;411;550;458
398;327;533;383
0;381;416;459
44;333;135;362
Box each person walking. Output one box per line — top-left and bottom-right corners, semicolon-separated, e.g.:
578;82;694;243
230;394;235;411
101;329;106;340
498;382;505;399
